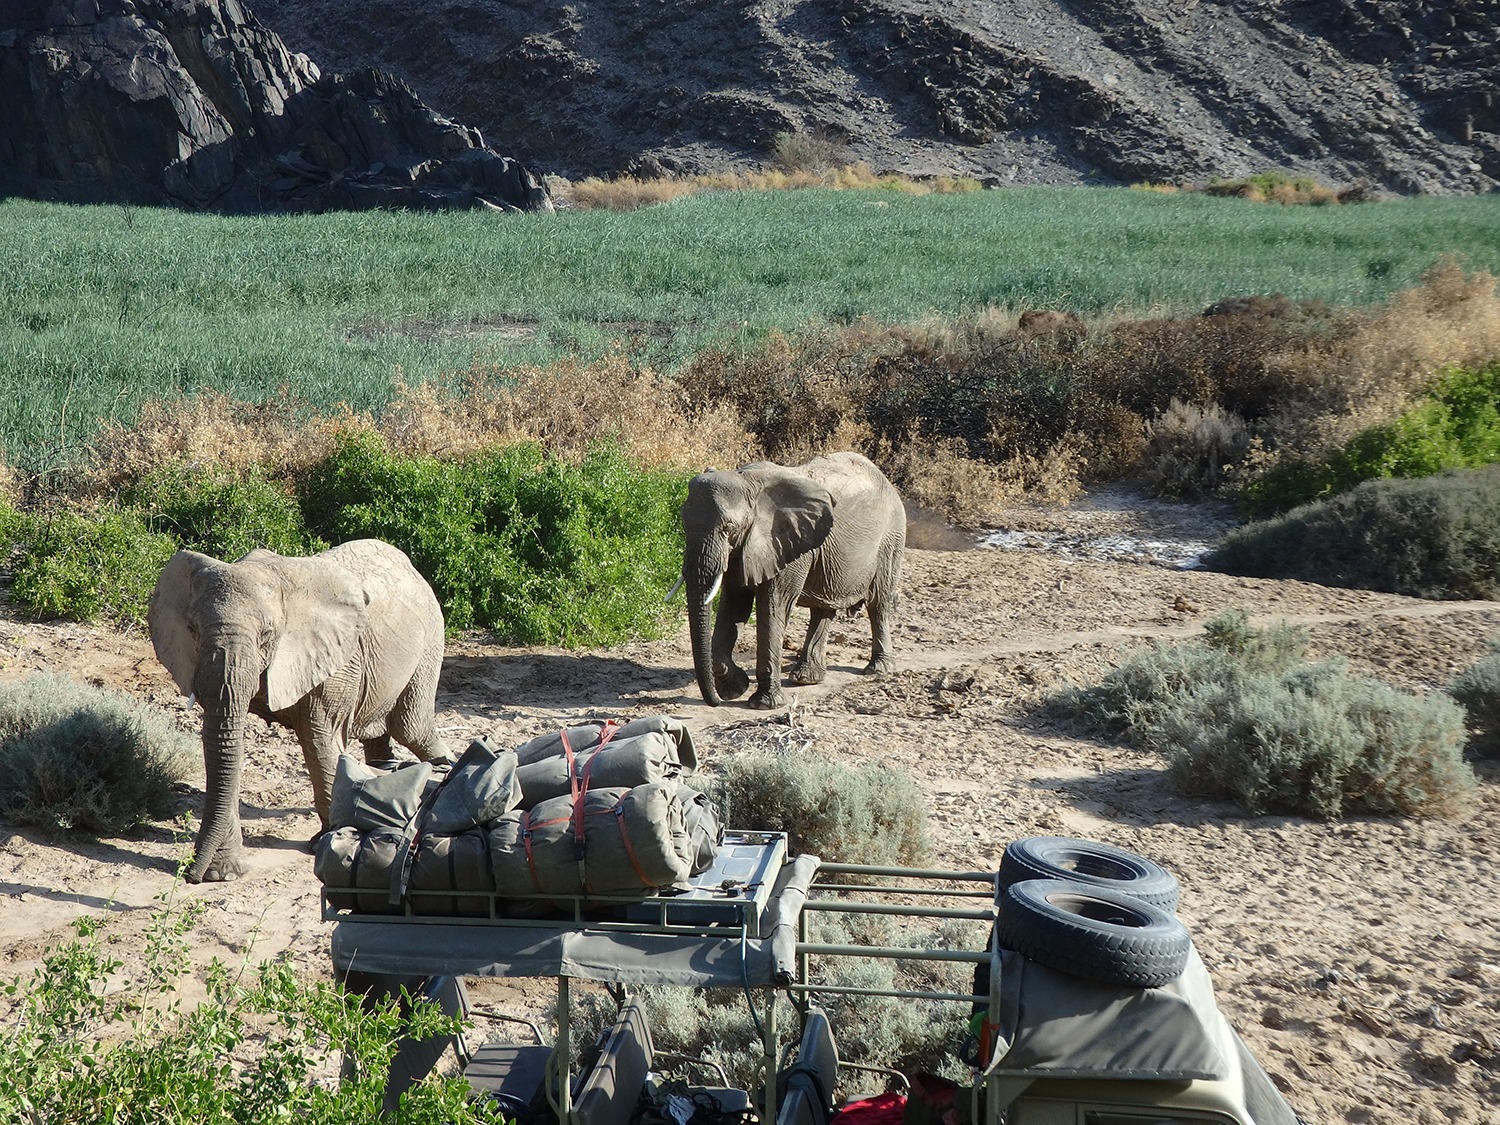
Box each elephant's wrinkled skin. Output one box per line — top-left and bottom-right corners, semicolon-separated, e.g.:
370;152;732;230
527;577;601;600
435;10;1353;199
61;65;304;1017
682;452;906;709
148;539;448;883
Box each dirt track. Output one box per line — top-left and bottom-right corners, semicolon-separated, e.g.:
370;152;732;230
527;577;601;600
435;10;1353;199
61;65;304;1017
1;490;1497;1125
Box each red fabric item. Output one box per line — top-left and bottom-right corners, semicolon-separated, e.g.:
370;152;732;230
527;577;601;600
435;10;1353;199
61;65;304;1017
833;1090;907;1125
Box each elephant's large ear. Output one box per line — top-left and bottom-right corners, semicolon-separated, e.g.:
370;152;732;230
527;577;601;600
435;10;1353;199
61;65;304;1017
148;550;220;696
265;553;370;712
739;465;836;586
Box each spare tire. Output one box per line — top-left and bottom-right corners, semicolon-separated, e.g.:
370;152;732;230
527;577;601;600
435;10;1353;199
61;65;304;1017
996;879;1191;988
998;836;1180;911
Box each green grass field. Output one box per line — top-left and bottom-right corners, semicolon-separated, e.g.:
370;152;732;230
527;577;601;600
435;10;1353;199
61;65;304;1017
4;187;1500;473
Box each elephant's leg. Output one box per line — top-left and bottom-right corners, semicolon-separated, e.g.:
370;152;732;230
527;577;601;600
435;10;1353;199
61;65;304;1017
712;589;752;700
360;733;394;765
788;608;836;685
749;564;808;709
387;649;449;763
296;706;346;838
195;805;248;883
863;540;902;676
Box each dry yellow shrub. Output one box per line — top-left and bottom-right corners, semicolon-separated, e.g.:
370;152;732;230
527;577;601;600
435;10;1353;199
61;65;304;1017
83;391;353;495
379;355;753;471
881;434;1083;527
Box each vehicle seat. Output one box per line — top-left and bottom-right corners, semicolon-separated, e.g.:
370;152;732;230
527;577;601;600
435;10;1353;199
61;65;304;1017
776;1007;839;1125
574;998;655;1125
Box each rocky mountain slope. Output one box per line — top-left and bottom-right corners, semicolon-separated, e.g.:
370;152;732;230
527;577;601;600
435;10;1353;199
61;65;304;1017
0;0;550;212
251;0;1500;194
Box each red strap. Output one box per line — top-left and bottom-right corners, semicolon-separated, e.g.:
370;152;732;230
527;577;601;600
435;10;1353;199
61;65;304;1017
520;810;544;894
613;802;655;889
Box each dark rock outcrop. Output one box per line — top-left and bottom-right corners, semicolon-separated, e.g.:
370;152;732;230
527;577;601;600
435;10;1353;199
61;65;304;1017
0;0;550;213
253;0;1498;196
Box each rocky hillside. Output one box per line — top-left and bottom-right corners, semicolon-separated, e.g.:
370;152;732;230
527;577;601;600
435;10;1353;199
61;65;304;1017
249;0;1500;195
0;0;550;212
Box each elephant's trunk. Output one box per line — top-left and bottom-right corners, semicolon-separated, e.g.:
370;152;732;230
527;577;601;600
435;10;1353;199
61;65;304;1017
185;642;257;883
187;709;246;883
685;535;728;706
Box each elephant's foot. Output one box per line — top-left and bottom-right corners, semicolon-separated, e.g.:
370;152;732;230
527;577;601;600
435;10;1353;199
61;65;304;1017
185;847;248;884
715;663;751;700
864;655;896;676
787;658;826;685
748;686;788;710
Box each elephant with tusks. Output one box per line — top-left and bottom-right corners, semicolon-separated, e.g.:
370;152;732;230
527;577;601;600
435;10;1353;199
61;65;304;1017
680;452;906;709
148;539;449;883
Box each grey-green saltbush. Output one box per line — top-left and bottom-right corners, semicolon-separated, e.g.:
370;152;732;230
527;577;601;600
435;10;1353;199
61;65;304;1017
711;751;930;866
1209;465;1500;599
1150;659;1473;818
1448;642;1500;757
1050;610;1475;818
636;913;978;1095
0;673;196;834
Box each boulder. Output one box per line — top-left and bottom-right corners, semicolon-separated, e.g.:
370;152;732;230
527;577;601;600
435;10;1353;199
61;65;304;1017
0;0;550;213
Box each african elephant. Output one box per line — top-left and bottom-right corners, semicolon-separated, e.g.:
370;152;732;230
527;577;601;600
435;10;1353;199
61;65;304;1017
148;539;448;883
682;452;906;709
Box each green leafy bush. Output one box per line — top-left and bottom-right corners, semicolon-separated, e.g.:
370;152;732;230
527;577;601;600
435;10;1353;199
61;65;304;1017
711;751;930;866
1448;641;1500;756
0;903;505;1125
1242;362;1500;516
122;461;325;560
300;432;687;643
1208;466;1500;599
1049;611;1475;818
6;507;177;625
0;673;195;834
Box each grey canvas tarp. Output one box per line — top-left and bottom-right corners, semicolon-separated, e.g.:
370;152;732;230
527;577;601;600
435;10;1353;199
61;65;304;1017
329;853;821;988
514;731;693;806
984;945;1299;1125
513;717;697;771
491;783;712;897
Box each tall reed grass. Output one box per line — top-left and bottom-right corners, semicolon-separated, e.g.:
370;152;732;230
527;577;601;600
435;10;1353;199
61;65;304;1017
4;190;1498;474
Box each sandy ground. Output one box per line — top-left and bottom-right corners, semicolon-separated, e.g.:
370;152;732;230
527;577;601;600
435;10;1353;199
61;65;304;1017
1;489;1497;1125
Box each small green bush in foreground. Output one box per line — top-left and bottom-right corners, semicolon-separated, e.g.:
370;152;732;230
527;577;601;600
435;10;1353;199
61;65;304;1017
0;673;196;833
1050;610;1475;818
1208;465;1500;599
711;751;930;866
0;900;504;1125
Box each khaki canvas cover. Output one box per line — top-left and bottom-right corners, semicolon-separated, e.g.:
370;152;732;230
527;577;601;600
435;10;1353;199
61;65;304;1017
407;831;496;917
511;717;697;772
315;826;406;914
491;783;698;897
425;738;522;834
515;731;691;806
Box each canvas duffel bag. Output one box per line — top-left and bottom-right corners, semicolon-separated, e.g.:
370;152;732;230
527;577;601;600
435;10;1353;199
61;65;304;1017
515;730;693;807
511;717;697;773
490;783;700;898
314;826;406;914
406;830;496;917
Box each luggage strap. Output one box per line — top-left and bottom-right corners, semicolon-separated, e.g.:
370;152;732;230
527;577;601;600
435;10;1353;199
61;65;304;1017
566;720;621;895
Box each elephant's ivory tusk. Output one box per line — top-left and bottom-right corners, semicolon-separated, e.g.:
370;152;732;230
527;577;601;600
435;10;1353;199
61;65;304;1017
703;573;723;605
665;574;685;602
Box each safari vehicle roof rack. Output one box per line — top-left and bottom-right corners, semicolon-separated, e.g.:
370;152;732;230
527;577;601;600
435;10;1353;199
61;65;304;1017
327;833;1298;1125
